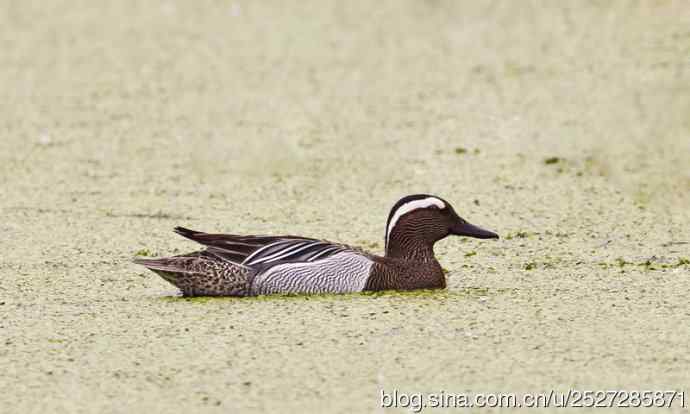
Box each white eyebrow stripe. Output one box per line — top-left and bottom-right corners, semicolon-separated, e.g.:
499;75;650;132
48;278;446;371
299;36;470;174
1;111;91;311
385;197;446;246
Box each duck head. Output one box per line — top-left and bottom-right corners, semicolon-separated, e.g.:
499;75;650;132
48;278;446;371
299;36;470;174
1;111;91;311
384;194;498;260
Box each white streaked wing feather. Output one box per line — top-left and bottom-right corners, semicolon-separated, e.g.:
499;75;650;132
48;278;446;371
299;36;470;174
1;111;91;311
243;239;348;267
242;239;295;264
246;241;313;266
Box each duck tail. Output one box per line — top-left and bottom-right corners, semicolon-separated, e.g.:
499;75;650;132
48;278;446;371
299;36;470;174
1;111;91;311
133;257;189;287
133;255;252;297
133;257;184;273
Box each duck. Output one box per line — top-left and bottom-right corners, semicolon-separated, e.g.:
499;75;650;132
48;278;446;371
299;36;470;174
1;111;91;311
134;194;499;296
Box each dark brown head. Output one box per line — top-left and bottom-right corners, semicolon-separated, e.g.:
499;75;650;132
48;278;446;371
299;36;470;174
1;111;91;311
384;194;498;260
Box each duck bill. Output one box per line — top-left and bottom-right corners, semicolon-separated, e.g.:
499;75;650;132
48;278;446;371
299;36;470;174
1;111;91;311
451;221;499;239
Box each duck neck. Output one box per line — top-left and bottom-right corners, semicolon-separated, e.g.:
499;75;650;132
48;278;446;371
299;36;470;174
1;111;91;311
385;234;437;262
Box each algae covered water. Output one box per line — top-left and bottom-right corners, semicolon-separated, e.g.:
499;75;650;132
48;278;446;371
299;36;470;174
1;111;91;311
1;2;689;413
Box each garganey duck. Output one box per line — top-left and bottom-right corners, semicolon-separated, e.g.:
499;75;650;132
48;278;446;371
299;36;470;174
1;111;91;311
134;194;499;296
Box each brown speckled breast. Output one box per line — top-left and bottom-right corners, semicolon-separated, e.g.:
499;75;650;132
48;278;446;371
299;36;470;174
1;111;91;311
364;258;445;291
